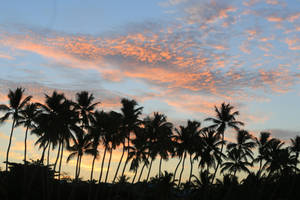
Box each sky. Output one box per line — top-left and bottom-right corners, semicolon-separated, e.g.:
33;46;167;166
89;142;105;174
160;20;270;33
0;0;300;181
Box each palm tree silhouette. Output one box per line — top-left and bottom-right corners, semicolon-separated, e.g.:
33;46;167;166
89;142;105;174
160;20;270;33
227;130;256;162
205;102;244;183
103;111;123;183
174;120;200;185
127;126;148;183
16;103;41;164
196;128;224;174
88;110;103;181
221;148;252;177
66;126;90;180
119;98;143;177
290;135;300;169
0;87;32;171
263;138;296;176
221;130;255;177
253;132;272;176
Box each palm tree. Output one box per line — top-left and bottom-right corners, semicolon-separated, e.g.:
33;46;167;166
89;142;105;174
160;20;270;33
0;87;32;171
227;130;256;162
74;91;100;129
16;103;41;164
263;138;296;176
103;111;123;183
38;91;77;179
127;126;148;183
88;111;103;181
290;135;300;169
174;120;200;185
120;98;143;177
253;132;272;176
66;127;91;180
205;102;244;183
71;91;100;180
221;148;252;177
196;128;224;173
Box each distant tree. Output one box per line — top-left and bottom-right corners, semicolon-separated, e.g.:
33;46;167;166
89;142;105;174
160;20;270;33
0;87;32;171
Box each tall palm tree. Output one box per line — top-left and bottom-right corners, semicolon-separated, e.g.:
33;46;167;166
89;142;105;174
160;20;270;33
38;91;77;179
205;102;244;183
16;103;41;164
88;111;103;181
103;111;123;183
120;98;143;177
0;87;32;171
36;91;65;168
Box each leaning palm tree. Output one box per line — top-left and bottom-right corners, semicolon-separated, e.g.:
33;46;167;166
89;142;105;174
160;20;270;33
16;103;41;164
205;102;244;183
0;87;32;171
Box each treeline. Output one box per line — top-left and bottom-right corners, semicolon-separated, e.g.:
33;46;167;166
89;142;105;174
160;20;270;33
0;87;300;186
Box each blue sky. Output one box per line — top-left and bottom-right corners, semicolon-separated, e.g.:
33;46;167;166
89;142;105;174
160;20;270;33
0;0;300;180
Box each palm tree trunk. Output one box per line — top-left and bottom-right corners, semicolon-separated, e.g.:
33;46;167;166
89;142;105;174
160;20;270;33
173;156;182;181
40;142;48;164
58;140;64;180
47;143;51;166
112;143;125;183
24;125;29;164
77;155;82;179
146;158;153;182
211;133;224;184
159;157;163;177
178;152;187;186
105;149;113;183
138;161;147;182
54;141;61;171
99;147;107;183
75;154;80;180
189;154;193;182
132;169;138;184
6;118;16;171
121;136;131;176
90;155;96;181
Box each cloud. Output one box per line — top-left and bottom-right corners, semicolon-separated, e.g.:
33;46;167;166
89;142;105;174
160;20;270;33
266;129;300;141
285;38;300;50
